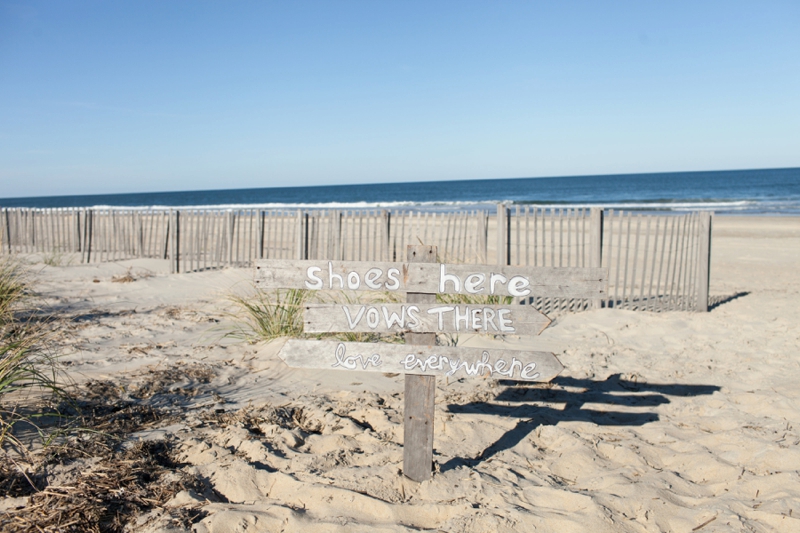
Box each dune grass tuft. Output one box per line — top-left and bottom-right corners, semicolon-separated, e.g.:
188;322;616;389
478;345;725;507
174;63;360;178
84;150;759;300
435;292;514;306
228;288;311;342
0;258;29;326
0;258;70;450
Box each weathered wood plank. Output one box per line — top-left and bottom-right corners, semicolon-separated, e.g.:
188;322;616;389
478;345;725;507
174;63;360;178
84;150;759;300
404;244;437;482
278;339;563;382
303;303;551;335
403;371;435;483
255;259;607;298
696;212;712;312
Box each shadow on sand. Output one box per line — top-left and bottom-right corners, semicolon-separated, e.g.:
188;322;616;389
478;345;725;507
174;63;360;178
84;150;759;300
709;291;750;310
440;373;720;472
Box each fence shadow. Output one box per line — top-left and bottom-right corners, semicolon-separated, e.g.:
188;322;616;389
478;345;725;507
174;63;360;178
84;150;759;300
709;291;750;310
440;373;720;472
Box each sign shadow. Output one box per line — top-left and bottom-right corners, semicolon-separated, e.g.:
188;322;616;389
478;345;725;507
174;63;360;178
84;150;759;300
441;373;720;472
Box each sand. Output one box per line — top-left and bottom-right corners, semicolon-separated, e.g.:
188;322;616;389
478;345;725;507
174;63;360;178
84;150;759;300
5;215;800;532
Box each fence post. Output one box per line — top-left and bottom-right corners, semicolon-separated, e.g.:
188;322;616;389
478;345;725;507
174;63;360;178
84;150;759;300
339;210;346;261
3;209;10;254
135;211;143;257
590;208;604;309
496;204;509;266
296;210;307;260
257;210;264;259
84;210;93;263
382;210;391;261
168;210;176;273
227;211;235;266
73;210;80;253
696;211;712;312
403;244;437;482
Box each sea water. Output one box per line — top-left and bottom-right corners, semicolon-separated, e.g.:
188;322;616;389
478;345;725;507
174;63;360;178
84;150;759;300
2;167;799;215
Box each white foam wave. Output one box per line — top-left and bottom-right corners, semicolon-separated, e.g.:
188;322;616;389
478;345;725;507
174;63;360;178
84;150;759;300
7;198;799;214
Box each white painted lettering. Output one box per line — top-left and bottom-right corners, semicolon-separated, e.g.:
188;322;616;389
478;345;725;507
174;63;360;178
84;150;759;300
328;262;344;289
454;306;469;331
365;268;383;289
406;305;421;328
497;309;514;332
508;275;531;297
342;306;366;329
305;266;323;290
427;306;454;330
393;350;541;380
521;363;539;380
470;308;482;330
464;273;485;294
401;353;418;371
366;307;380;329
347;272;361;290
439;264;461;293
483;307;497;331
489;273;508;294
385;268;400;290
382;306;405;328
332;343;382;370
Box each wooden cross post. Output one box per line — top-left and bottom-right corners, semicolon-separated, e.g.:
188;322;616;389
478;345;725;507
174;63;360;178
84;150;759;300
254;251;607;484
404;245;437;482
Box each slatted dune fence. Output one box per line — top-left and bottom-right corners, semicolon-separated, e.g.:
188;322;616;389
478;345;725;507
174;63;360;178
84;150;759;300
2;208;80;255
296;209;487;264
503;207;595;315
392;210;488;264
81;209;171;263
1;206;711;311
174;209;303;272
501;207;710;313
601;210;703;312
303;210;387;262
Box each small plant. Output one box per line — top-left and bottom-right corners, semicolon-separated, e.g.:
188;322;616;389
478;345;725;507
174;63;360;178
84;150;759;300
42;250;65;267
0;258;28;326
0;259;70;450
228;288;311;342
112;268;136;283
0;324;69;449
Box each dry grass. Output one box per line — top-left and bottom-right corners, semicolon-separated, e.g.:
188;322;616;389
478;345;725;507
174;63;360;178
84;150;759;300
0;258;28;326
436;292;514;305
0;364;222;532
0;258;71;451
227;288;311;342
0;395;208;532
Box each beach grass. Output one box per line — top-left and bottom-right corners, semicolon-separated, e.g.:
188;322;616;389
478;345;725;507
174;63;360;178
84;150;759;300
436;292;514;305
0;258;70;451
228;288;311;342
0;257;29;326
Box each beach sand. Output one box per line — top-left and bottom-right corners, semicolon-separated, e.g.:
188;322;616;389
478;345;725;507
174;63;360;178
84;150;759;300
4;215;800;532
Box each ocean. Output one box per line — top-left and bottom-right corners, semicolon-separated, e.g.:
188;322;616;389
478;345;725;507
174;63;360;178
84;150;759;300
2;167;799;215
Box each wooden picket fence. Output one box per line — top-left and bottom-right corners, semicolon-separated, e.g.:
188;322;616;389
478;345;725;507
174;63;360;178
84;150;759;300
0;206;712;312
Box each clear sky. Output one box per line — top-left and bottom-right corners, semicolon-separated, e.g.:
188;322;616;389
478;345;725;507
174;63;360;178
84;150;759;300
1;1;798;198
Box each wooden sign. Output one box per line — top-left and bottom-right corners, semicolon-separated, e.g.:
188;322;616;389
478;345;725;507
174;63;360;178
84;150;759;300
255;248;607;483
303;303;551;335
279;340;562;382
256;259;607;298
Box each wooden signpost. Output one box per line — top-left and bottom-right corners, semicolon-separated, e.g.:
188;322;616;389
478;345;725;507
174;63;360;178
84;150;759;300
255;245;607;482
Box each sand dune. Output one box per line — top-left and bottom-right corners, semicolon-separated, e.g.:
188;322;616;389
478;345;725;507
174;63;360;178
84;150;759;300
6;215;799;532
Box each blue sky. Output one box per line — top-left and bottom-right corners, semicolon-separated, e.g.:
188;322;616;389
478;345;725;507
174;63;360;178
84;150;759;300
1;1;798;198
